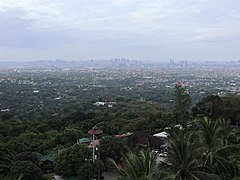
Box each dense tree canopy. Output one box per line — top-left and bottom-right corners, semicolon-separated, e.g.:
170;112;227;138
0;145;15;176
100;136;126;164
55;144;91;178
10;160;42;180
0;75;240;180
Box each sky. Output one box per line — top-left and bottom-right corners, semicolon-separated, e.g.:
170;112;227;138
0;0;240;62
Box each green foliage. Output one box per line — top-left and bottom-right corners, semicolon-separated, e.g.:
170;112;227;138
10;160;42;180
193;95;223;120
16;151;39;166
101;137;126;164
110;151;157;180
0;144;15;176
173;83;191;126
160;117;240;179
0;112;12;121
196;117;240;179
54;126;85;146
17;131;48;153
1;72;240;180
193;95;240;126
132;114;165;134
161;130;220;180
55;144;91;178
196;117;223;151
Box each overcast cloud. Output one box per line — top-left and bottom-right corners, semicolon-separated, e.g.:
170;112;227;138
0;0;240;61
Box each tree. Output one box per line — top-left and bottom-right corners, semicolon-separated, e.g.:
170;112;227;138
100;137;126;166
10;160;42;180
160;130;220;180
17;131;47;153
0;112;12;121
55;144;91;178
6;141;30;154
196;117;240;179
173;82;191;126
110;151;157;180
54;127;85;146
0;144;15;176
133;116;164;134
193;95;223;120
16;152;39;166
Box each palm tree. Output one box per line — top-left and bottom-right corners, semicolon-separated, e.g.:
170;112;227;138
110;117;239;180
196;117;223;153
218;119;239;145
196;117;240;179
110;150;157;180
160;129;220;180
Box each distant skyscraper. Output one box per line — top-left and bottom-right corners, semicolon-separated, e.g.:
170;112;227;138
170;58;175;66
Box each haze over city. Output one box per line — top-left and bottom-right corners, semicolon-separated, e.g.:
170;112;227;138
0;0;240;61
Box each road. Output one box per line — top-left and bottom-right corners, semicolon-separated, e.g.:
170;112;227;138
102;171;117;180
52;175;65;180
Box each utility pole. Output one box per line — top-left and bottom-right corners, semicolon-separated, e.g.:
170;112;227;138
88;125;103;179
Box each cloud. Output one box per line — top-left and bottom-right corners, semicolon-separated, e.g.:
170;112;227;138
0;0;240;60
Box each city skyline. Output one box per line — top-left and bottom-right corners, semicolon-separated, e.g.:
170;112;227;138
0;0;240;61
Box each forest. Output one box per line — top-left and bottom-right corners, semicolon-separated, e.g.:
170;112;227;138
0;69;240;180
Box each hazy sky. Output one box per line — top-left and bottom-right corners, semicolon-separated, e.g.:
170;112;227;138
0;0;240;61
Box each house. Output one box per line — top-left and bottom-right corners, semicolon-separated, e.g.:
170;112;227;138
77;137;100;149
115;132;133;139
93;102;105;106
127;131;164;149
153;131;169;138
78;137;91;144
93;101;116;107
39;156;55;173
